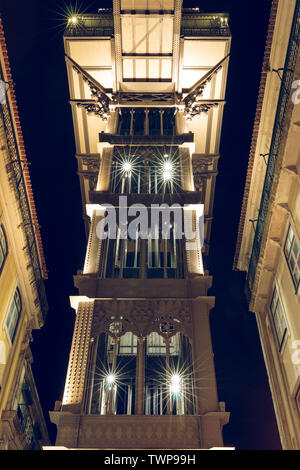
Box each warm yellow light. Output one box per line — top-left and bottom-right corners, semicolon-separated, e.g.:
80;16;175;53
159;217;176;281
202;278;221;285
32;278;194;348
122;161;132;173
69;16;78;24
163;170;172;181
170;374;181;395
106;373;115;384
163;161;172;172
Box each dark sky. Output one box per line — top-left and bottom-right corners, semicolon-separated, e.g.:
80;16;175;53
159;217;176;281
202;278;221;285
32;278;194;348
0;0;282;450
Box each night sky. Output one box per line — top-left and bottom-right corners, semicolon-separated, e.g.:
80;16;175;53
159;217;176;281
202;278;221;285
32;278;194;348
0;0;282;449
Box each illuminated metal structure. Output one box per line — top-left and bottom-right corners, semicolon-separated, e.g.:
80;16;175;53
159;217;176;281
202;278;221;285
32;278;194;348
50;1;231;449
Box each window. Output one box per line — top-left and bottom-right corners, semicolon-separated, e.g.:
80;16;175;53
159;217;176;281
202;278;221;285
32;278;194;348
118;332;138;355
0;225;8;274
147;332;181;356
103;225;185;280
270;287;287;349
110;147;181;195
5;287;22;343
284;225;300;291
118;108;175;137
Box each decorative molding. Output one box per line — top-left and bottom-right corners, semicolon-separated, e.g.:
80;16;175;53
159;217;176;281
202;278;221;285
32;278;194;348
66;55;112;120
92;298;193;339
81;158;100;173
118;92;175;105
185;102;219;121
76;415;201;449
76;101;110;121
183;54;229;120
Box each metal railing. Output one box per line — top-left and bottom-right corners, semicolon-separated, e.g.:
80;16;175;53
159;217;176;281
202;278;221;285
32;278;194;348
63;12;230;38
246;0;300;301
181;13;230;37
0;73;48;321
64;14;114;37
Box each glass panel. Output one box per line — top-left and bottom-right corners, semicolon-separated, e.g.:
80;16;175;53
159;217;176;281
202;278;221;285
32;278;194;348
8;309;18;342
270;291;278;316
292;238;299;259
6;300;15;331
5;288;22;343
290;254;295;272
284;237;292;258
0;226;7;270
119;332;138;355
294;267;299;286
0;227;6;252
288;226;294;244
145;333;194;415
147;332;166;355
15;289;21;313
270;287;287;348
90;333;137;415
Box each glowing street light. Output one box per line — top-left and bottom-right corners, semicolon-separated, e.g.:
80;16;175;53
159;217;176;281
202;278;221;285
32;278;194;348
68;16;78;24
163;161;172;172
122;161;132;173
163;170;172;181
170;374;181;395
106;373;115;387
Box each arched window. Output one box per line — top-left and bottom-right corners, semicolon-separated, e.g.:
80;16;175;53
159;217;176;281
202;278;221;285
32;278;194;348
5;287;22;343
0;225;8;274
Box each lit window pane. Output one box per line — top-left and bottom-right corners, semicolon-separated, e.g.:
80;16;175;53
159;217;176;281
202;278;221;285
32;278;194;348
290;255;295;272
284;225;300;290
270;287;287;348
5;287;22;343
0;225;8;272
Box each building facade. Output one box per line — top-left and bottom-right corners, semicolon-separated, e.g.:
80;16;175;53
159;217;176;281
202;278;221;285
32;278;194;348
234;0;300;450
50;1;232;449
0;18;50;449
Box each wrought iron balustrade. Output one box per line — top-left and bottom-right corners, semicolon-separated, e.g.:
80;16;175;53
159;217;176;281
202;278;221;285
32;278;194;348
64;14;114;37
246;0;300;301
181;13;230;37
0;72;48;321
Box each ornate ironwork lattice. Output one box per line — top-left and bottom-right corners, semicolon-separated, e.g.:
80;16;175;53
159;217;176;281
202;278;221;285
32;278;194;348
246;0;300;300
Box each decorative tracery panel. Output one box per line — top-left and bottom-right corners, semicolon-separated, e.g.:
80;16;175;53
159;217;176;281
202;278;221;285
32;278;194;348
92;299;193;339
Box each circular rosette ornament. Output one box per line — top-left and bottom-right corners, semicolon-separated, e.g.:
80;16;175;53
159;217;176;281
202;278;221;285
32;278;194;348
156;316;181;339
106;319;125;339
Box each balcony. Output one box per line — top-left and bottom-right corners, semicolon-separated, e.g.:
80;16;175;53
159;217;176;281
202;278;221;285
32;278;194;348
64;13;114;37
73;275;213;299
181;12;231;37
99;132;194;146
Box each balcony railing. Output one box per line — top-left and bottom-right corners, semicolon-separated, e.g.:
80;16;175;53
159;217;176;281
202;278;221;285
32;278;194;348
181;13;230;37
246;0;300;301
64;14;114;37
64;11;230;38
17;404;40;450
0;73;48;321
